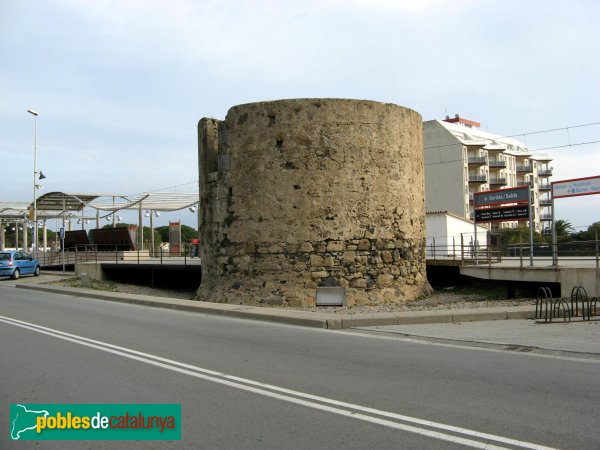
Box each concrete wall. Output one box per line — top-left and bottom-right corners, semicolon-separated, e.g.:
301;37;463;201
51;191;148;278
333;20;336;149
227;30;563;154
461;264;600;297
423;121;466;217
75;262;105;281
197;98;432;307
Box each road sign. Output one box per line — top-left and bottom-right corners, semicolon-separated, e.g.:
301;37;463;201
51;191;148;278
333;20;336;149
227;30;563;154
552;175;600;199
473;186;530;207
475;204;530;223
59;227;65;240
472;185;533;266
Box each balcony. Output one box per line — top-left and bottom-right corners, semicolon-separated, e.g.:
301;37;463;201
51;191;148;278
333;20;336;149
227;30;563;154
516;164;533;173
539;184;551;191
489;178;507;186
540;214;553;221
517;181;533;188
488;159;506;168
538;168;553;177
468;156;487;166
468;175;487;183
540;199;552;206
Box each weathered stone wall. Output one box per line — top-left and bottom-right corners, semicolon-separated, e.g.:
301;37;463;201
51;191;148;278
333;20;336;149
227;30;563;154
197;98;431;306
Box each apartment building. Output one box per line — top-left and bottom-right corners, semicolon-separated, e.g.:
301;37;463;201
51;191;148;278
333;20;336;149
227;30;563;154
423;115;553;233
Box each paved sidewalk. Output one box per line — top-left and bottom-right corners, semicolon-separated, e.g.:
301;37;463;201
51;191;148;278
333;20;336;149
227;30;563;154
357;319;600;355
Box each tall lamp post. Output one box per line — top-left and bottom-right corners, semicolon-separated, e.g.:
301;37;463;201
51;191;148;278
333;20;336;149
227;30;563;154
27;109;39;253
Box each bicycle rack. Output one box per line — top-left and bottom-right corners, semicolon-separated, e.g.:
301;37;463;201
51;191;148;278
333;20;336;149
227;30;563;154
570;286;598;321
536;286;570;323
535;287;552;321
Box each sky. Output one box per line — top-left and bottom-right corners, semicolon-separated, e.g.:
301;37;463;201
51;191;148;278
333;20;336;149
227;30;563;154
1;0;599;231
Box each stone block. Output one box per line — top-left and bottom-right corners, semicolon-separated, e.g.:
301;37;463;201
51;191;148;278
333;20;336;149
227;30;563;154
357;239;371;251
350;278;367;288
377;274;394;287
310;254;324;266
311;271;329;279
381;251;394;263
326;241;345;252
299;242;314;253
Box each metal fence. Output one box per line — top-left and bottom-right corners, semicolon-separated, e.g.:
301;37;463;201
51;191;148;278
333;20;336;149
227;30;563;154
34;243;201;268
426;234;498;265
426;234;600;268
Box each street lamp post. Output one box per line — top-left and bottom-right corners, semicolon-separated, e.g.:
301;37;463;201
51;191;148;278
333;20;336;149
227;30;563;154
27;109;39;254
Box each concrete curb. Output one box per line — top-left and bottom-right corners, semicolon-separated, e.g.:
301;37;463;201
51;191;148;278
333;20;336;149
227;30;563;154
15;284;535;329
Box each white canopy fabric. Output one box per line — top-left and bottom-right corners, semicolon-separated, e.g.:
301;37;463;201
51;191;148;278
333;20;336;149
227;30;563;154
89;192;200;212
0;191;199;222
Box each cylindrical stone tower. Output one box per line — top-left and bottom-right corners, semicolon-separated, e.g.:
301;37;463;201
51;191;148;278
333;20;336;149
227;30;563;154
197;99;431;306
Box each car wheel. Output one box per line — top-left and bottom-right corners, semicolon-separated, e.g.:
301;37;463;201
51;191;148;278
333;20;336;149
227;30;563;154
12;268;20;280
34;266;40;276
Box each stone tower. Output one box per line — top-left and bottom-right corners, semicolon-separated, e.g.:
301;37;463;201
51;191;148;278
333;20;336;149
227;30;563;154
197;99;430;306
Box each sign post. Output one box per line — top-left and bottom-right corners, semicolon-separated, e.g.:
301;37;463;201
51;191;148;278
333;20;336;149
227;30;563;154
551;175;600;266
528;191;534;267
474;186;532;266
59;227;65;274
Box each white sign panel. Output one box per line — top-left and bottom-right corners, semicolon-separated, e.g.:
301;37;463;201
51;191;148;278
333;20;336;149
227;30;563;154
552;175;600;199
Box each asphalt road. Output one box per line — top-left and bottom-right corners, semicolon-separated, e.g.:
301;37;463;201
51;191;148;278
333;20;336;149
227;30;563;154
1;285;598;449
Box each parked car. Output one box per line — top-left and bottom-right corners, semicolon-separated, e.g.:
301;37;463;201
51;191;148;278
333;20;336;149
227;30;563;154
0;250;41;279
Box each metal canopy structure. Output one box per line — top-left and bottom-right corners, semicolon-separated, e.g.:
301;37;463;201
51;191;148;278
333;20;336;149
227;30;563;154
89;192;200;213
0;191;199;222
35;192;106;212
0;202;32;221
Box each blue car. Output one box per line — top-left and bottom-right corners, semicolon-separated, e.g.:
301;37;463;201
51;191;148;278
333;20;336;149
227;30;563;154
0;250;41;279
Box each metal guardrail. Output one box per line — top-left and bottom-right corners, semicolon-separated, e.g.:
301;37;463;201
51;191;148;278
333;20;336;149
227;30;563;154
468;175;487;182
468;156;487;164
427;236;600;270
35;244;201;268
488;159;506;168
426;236;500;266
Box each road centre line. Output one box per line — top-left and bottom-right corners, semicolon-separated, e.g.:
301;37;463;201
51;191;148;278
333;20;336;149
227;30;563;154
1;315;557;450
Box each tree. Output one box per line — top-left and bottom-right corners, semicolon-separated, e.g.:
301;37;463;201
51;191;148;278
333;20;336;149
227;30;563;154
490;224;545;246
571;221;600;241
554;219;574;240
101;223;198;244
155;224;198;243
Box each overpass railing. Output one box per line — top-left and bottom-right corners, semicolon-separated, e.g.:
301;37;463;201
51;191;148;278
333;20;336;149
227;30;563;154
426;235;499;265
34;243;201;268
426;235;600;268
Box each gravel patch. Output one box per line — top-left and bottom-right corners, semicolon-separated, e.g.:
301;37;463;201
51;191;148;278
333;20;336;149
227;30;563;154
46;279;534;314
296;293;535;315
48;279;197;300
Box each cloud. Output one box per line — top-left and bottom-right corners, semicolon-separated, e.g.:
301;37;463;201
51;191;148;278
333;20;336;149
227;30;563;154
333;0;467;13
55;0;474;85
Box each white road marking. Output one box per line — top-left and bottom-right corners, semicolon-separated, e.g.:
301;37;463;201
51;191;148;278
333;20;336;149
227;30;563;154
1;315;558;450
324;328;600;364
5;285;597;364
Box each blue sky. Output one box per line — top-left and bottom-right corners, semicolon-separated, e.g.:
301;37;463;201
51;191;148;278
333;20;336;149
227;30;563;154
1;0;599;230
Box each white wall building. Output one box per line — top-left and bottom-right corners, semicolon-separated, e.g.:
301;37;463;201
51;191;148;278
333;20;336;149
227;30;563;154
423;115;553;233
426;211;489;258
